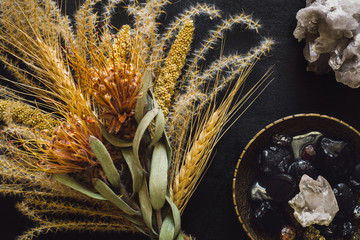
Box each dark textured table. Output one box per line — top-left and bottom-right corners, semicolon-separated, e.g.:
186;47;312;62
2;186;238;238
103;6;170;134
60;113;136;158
1;0;360;239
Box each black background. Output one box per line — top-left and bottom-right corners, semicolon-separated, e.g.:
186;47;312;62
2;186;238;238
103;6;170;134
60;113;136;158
1;0;360;239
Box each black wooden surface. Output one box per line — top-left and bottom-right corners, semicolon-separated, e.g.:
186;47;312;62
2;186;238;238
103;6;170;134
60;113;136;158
1;0;360;239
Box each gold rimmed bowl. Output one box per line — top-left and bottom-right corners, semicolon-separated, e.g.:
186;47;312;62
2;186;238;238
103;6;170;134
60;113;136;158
232;113;360;240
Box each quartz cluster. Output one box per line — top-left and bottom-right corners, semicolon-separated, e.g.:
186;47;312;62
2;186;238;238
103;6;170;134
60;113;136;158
288;175;339;227
294;0;360;88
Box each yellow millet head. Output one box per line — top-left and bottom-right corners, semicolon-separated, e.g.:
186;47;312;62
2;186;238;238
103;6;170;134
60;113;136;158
38;114;102;173
112;25;131;63
154;19;194;117
0;99;57;130
91;62;141;137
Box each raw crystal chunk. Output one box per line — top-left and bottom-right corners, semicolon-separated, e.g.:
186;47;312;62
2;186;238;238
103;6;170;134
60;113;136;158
294;0;360;88
288;174;339;227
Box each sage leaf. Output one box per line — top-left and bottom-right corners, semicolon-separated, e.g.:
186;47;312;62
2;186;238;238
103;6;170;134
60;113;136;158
149;142;168;210
98;121;132;147
133;107;158;171
159;215;175;240
94;179;140;216
138;178;157;236
54;174;105;200
135;69;152;123
163;132;172;164
148;91;165;147
89;135;121;188
150;107;165;147
166;196;181;238
121;147;144;194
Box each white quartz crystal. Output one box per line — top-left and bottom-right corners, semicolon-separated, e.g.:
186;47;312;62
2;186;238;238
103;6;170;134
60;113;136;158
288;174;339;227
294;0;360;88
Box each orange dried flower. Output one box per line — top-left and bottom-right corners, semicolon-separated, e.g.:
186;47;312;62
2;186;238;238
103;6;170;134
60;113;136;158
91;63;141;137
38;114;102;173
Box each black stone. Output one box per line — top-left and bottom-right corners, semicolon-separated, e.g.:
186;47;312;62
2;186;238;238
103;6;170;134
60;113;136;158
352;163;360;182
252;201;283;231
272;134;292;147
316;137;354;181
333;183;356;218
321;222;338;239
349;176;360;190
339;221;354;237
258;146;293;175
287;159;318;183
265;174;297;202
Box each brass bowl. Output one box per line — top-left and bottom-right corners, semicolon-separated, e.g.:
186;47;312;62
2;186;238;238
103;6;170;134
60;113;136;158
232;113;360;240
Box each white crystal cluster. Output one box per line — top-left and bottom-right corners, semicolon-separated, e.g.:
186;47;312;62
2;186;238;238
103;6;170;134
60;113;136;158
288;174;339;227
294;0;360;88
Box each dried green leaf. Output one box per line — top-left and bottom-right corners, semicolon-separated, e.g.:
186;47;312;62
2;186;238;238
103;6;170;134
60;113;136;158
121;147;144;194
149;98;165;147
53;174;105;200
149;142;168;210
164;132;172;164
138;177;157;236
135;69;152;123
94;179;140;216
89;135;121;188
98;121;132;147
166;196;181;238
133;107;159;171
159;215;175;240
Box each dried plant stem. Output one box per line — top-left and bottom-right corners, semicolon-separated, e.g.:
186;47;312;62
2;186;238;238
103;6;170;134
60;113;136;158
170;63;272;213
170;108;221;213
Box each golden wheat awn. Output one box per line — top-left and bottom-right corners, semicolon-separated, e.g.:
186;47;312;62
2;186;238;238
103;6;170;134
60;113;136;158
0;0;273;239
170;62;273;213
171;108;221;213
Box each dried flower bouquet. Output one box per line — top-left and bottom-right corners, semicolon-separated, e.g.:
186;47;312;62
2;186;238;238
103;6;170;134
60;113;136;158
0;0;273;239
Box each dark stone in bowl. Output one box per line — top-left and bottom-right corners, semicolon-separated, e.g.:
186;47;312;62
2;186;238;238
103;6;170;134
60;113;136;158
233;114;360;240
265;174;296;203
287;159;318;184
316;137;354;182
258;146;293;176
333;183;356;218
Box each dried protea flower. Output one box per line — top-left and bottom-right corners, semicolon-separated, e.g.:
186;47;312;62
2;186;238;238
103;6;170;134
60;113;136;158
38;114;102;173
91;63;141;137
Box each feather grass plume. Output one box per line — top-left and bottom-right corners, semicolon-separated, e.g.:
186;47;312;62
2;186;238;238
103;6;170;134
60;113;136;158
0;0;274;239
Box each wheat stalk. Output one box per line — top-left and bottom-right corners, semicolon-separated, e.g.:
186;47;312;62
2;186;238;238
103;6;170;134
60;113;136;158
170;108;221;213
170;63;273;214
